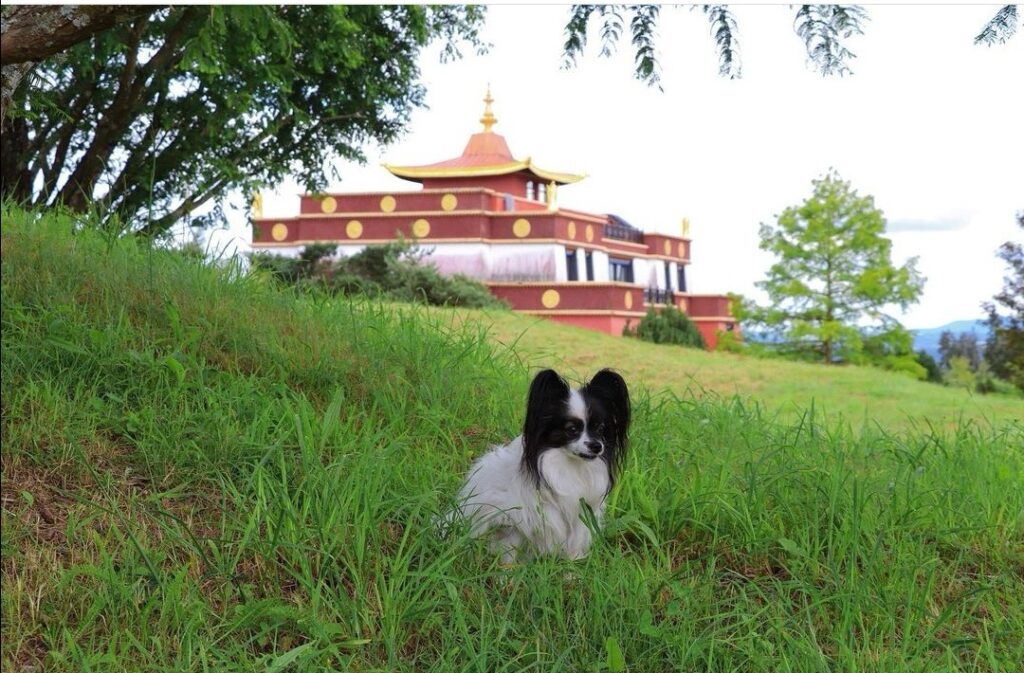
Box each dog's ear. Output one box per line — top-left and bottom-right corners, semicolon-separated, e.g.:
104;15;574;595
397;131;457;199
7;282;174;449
521;369;569;483
583;369;630;451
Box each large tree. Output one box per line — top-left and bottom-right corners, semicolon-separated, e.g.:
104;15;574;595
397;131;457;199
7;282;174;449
750;170;925;366
1;5;484;235
982;212;1024;391
561;4;1020;86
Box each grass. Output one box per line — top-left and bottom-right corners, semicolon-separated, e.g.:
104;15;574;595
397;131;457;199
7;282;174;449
430;308;1024;433
2;206;1023;672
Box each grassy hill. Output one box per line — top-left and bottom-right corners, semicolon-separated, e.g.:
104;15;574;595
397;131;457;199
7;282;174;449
2;207;1022;672
432;309;1022;433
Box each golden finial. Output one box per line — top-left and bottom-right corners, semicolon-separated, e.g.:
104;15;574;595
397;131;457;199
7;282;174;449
681;217;691;237
251;191;264;219
546;180;558;211
480;83;497;132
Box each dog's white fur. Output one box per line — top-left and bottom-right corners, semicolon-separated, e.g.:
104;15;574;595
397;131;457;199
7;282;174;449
455;433;610;562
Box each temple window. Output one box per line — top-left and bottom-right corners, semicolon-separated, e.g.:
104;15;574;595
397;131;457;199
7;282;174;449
677;265;688;293
585;251;594;281
538;183;547;203
664;261;673;292
526;181;535;200
609;258;634;283
566;249;579;281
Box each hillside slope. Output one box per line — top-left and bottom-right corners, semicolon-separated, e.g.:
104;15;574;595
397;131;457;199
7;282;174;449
434;309;1022;432
2;207;1022;672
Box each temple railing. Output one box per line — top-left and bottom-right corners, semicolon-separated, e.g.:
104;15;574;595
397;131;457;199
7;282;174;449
644;287;674;305
603;222;644;243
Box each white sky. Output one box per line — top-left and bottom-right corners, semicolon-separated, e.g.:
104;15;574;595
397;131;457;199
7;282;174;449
212;4;1024;330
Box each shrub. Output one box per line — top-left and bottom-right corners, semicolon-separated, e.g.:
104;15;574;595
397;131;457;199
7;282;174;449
627;306;707;349
251;241;507;309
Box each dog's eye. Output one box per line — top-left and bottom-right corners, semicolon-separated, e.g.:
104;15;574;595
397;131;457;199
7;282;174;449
592;423;605;435
564;421;582;436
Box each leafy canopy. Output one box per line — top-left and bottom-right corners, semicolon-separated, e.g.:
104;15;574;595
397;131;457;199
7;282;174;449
749;170;925;367
0;5;486;235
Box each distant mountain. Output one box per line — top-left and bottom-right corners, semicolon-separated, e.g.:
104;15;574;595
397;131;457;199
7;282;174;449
911;319;990;359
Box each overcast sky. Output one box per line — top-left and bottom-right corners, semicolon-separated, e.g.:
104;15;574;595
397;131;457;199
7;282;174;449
213;4;1023;330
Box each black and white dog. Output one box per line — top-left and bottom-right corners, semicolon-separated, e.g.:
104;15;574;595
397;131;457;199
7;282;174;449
454;369;630;561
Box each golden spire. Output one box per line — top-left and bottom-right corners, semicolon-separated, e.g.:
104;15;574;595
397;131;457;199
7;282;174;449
479;84;497;132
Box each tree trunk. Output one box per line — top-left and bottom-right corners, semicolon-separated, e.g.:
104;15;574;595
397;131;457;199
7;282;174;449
0;5;157;123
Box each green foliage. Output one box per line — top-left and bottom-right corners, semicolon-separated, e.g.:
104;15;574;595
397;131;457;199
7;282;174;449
626;306;707;349
3;205;1023;671
914;350;943;384
750;170;924;366
251;241;506;310
1;5;486;235
943;356;976;391
982;211;1024;392
974;359;998;394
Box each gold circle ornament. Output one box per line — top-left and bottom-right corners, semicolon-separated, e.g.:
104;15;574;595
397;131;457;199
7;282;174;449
513;218;531;238
678;298;688;312
441;193;458;211
380;195;396;212
624;291;633;310
678;241;686;257
271;223;288;241
567;221;577;239
412;218;430;238
321;196;337;214
585;224;594;242
346;220;363;239
664;240;672;256
541;289;561;308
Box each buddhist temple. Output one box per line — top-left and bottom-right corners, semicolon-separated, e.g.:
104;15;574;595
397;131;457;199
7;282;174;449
251;88;738;347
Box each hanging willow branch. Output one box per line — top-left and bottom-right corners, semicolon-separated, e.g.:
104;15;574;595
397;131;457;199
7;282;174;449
702;5;741;79
794;5;869;77
975;5;1019;45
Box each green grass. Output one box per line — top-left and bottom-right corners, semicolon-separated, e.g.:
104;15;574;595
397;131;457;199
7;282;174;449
431;309;1024;433
2;206;1023;672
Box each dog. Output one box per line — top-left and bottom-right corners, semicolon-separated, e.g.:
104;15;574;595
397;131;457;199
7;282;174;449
452;368;630;561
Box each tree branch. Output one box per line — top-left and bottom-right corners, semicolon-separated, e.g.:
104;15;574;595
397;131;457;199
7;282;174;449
0;5;157;65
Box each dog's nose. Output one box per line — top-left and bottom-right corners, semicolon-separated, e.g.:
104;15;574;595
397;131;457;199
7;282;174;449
585;440;603;455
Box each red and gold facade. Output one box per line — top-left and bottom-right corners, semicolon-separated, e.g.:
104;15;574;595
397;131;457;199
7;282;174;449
252;89;738;347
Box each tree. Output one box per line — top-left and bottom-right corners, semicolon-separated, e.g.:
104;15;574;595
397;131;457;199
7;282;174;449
1;5;485;235
0;5;157;123
982;211;1024;391
749;170;925;366
914;350;943;384
937;330;982;371
943;356;976;391
561;4;1021;86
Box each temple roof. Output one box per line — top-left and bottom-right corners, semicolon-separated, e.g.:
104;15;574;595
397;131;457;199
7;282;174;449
383;87;585;185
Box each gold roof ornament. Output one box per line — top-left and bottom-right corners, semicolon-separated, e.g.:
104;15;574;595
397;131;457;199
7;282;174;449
546;180;558;211
480;84;497;133
251;191;264;219
681;217;691;237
